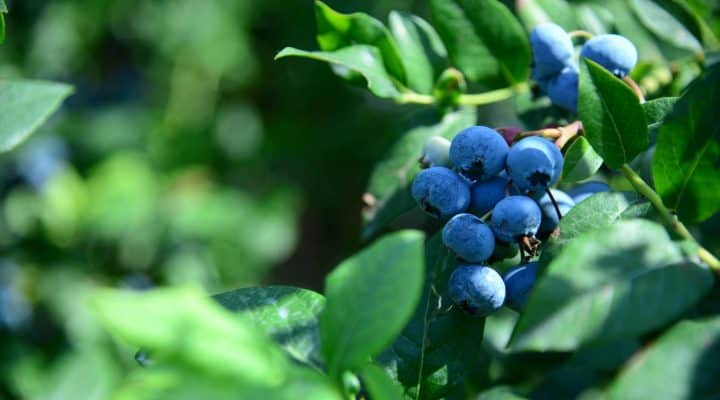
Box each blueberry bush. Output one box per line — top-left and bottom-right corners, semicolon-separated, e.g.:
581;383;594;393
3;0;720;399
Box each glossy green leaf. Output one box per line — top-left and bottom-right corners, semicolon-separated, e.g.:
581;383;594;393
359;363;404;400
609;316;720;399
429;0;530;86
389;11;448;94
631;0;703;53
213;286;325;368
315;1;406;84
511;220;713;351
0;80;73;152
378;234;487;399
92;286;288;386
578;59;648;169
652;64;720;223
320;230;425;377
276;46;400;99
362;107;476;239
516;0;578;31
561;137;604;183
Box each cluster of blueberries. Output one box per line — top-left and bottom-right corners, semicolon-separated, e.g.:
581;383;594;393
412;127;609;316
531;23;638;113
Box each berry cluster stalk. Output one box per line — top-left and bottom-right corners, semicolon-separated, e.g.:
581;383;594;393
620;164;720;275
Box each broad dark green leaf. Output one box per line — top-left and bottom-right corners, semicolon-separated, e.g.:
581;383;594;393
561;137;603;183
388;11;448;94
652;64;720;223
362;107;476;239
92;287;289;386
320;230;425;378
631;0;703;53
378;234;488;400
315;1;406;84
578;59;648;169
511;220;713;351
609;316;720;399
516;0;578;31
0;80;73;152
213;286;325;369
429;0;530;87
276;46;400;99
359;363;404;400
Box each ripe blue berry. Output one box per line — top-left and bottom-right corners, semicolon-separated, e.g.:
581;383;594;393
411;167;470;219
503;262;538;311
567;181;610;204
536;189;575;234
442;214;496;263
490;195;542;243
506;137;564;194
449;265;505;316
420;136;451;168
470;176;513;215
530;23;576;81
450;126;509;182
580;34;638;78
547;66;579;113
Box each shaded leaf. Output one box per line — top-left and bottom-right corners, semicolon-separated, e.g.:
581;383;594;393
363;107;476;239
359;363;404;400
389;11;448;94
561;136;603;183
609;316;720;399
477;386;527;400
516;0;578;31
511;220;713;351
631;0;703;53
652;64;720;223
642;97;677;128
320;230;425;378
578;59;648;169
429;0;530;86
276;46;400;99
378;234;488;400
213;286;325;368
315;1;406;84
0;80;73;152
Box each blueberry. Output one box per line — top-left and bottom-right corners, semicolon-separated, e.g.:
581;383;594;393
442;214;496;263
547;66;578;113
490;195;542;243
411;167;471;219
502;262;538;311
420;136;451;168
530;23;576;82
536;189;575;233
506;137;563;194
567;181;610;204
449;126;509;181
470;176;512;216
580;34;638;78
448;265;505;316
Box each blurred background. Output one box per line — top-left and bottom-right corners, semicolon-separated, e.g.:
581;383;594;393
0;0;718;398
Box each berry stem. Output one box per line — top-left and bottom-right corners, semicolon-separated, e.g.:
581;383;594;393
515;128;561;142
396;92;435;105
545;188;563;222
623;76;646;103
620;164;720;274
568;30;594;40
457;83;529;106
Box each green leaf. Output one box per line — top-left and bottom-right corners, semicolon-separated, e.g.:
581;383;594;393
0;80;73;152
561;137;604;183
388;11;448;94
642;97;677;128
359;363;404;400
652;64;720;223
477;386;527;400
516;0;578;31
314;1;406;84
320;230;425;377
631;0;703;53
363;107;476;239
429;0;530;87
602;0;665;62
378;234;488;399
276;46;400;99
511;220;713;351
0;0;6;13
92;286;288;386
578;59;648;169
213;286;325;369
609;316;720;399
